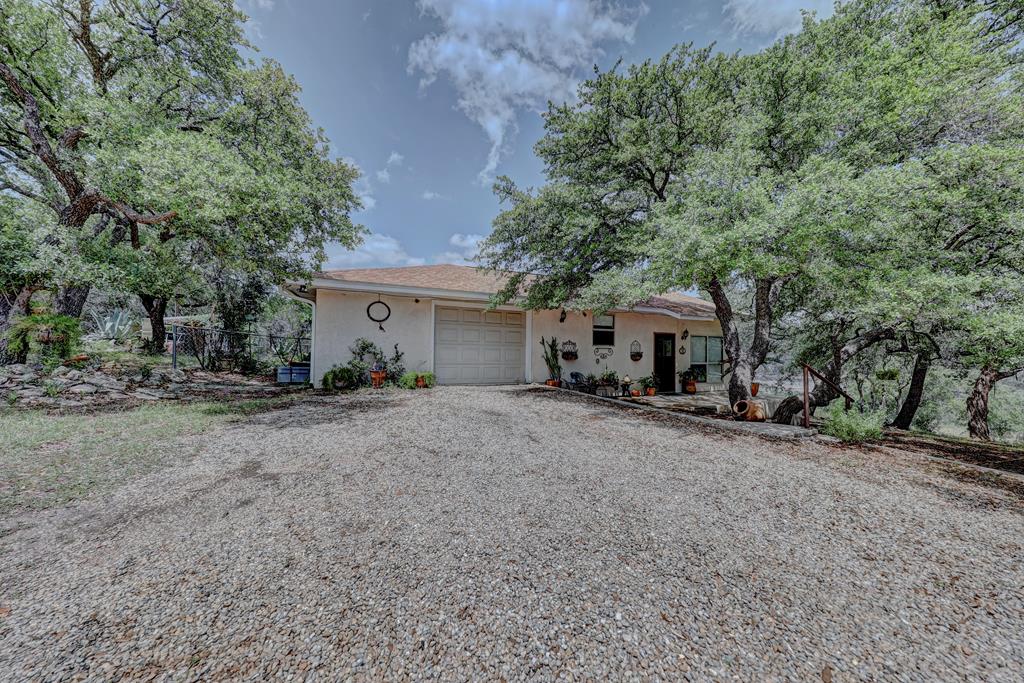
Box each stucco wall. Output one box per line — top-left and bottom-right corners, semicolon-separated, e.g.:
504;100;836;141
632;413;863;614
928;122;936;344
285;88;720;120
313;290;434;384
532;310;722;392
311;288;722;389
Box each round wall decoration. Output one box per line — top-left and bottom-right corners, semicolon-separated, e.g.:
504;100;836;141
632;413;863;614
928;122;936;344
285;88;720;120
367;298;391;331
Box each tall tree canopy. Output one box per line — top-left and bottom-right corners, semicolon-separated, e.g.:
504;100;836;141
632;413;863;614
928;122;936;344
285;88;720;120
1;0;362;347
482;0;1024;436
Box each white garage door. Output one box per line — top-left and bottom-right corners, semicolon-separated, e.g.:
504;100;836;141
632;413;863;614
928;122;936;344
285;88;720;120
434;307;525;385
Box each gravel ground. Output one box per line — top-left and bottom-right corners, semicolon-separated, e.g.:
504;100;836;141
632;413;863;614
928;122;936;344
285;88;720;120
1;386;1022;681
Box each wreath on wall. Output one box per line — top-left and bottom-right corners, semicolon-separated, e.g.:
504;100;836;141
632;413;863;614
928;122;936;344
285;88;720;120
367;298;391;332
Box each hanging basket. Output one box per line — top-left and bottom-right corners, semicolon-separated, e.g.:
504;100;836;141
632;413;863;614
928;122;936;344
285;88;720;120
629;340;642;362
560;339;578;361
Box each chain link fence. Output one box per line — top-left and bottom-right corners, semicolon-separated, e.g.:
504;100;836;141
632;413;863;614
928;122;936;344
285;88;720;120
170;324;310;373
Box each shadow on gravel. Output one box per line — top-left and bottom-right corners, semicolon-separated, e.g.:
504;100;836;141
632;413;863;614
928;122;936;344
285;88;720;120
240;392;409;430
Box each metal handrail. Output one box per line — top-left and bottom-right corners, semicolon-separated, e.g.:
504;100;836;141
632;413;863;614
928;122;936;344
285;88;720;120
802;363;854;428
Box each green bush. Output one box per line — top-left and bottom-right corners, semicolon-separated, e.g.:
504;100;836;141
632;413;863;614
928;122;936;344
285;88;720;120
398;371;436;389
321;365;361;391
5;314;82;366
821;403;884;443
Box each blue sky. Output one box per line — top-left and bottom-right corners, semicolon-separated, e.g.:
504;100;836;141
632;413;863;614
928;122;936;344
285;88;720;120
240;0;834;269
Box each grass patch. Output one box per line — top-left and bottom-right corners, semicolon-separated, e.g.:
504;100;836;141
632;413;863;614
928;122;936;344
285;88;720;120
0;396;297;516
821;404;885;443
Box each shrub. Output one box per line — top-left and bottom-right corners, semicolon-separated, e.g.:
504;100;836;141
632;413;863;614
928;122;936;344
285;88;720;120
821;403;884;443
5;314;82;366
398;371;436;389
321;365;362;391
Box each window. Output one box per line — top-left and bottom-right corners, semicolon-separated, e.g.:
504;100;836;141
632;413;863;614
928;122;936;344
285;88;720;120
592;314;615;346
690;335;724;383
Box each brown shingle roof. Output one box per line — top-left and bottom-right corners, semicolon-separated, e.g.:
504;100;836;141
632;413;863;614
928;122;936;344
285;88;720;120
315;264;716;318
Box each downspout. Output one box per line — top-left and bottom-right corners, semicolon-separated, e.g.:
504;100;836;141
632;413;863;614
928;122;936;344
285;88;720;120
280;285;316;383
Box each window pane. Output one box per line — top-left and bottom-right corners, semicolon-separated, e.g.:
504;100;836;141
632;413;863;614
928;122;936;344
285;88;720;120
691;364;707;382
593;330;614;346
707;336;723;363
691;336;706;362
593;314;615;329
706;363;723;383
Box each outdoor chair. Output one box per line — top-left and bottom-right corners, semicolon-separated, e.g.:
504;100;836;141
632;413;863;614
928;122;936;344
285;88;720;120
567;371;596;394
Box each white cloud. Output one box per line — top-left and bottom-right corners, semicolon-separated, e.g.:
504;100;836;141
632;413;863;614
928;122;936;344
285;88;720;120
435;232;485;264
242;0;274;10
376;169;391;183
421;190;446;200
387;151;405;166
328;234;426;268
723;0;834;37
409;0;646;183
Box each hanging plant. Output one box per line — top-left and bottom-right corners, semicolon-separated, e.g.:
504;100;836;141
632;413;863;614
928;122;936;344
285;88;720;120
560;339;578;361
629;339;643;362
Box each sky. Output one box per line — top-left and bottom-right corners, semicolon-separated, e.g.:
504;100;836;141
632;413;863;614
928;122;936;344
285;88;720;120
239;0;835;269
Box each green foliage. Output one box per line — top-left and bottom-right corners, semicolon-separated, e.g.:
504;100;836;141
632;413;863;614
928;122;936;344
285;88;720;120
821;404;885;443
539;336;561;380
89;309;137;342
398;371;436;389
321;365;362;391
598;369;619;386
5;314;82;364
638;375;656;390
321;339;407;391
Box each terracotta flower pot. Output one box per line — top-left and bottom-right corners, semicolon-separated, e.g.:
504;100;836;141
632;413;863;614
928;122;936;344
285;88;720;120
684;380;697;394
545;379;561;387
370;370;387;388
645;387;656;396
415;375;426;388
751;382;760;397
630;389;641;397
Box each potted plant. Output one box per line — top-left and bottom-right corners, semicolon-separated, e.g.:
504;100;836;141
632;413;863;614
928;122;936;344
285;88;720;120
540;336;562;386
598;369;618;387
638;375;657;396
369;360;387;388
679;368;698;394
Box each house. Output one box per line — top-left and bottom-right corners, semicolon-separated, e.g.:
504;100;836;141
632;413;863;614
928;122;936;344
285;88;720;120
283;264;724;391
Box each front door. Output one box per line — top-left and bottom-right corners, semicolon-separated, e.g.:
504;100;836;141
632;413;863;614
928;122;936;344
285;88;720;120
653;333;676;392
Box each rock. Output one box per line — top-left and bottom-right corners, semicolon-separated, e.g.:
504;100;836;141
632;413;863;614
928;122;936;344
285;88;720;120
133;389;169;400
67;383;98;394
17;373;38;384
814;434;842;445
50;365;70;377
65;369;83;382
169;369;187;383
17;387;45;398
4;364;29;375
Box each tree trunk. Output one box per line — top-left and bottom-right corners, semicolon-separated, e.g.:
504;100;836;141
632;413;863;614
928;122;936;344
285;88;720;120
139;294;168;354
773;326;896;424
967;368;997;441
706;276;790;408
52;284;92;318
0;286;36;364
889;353;930;430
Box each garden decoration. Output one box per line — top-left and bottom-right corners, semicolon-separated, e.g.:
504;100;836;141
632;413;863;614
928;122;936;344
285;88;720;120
733;399;767;422
630;340;642;361
593;346;613;364
560;340;578;361
366;297;391;332
621;375;633;397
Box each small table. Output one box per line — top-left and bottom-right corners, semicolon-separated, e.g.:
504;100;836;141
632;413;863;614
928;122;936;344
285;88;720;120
619;381;632;397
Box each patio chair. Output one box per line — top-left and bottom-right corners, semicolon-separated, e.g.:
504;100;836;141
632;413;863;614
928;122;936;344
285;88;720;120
567;371;596;394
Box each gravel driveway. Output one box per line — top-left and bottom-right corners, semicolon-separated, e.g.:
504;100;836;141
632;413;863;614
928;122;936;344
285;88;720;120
2;386;1023;681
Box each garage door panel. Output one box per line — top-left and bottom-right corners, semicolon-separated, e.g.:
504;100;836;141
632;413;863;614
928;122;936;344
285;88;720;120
434;306;525;385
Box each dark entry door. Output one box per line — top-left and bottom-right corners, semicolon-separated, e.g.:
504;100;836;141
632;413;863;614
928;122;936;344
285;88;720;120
653;333;676;392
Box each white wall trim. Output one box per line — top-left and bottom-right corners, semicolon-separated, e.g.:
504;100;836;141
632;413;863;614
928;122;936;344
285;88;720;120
429;299;436;372
525;310;534;383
